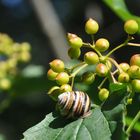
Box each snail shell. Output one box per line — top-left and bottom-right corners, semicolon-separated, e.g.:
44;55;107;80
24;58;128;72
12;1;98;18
57;91;91;119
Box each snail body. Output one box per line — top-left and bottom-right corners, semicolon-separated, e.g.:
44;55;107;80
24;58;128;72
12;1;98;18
57;91;91;119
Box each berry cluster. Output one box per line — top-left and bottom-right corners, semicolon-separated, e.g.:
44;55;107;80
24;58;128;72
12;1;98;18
47;18;140;104
0;33;31;90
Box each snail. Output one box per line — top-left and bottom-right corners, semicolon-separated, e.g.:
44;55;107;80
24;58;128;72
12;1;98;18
56;91;91;119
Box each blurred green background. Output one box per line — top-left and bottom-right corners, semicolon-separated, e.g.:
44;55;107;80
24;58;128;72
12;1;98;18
0;0;140;140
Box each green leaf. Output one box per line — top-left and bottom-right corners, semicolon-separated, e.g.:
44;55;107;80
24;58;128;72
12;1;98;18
103;0;140;33
109;83;127;93
23;108;112;140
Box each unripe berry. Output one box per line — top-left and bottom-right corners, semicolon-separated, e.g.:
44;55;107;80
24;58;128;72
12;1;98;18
48;86;61;101
95;38;109;52
84;51;99;65
85;18;99;34
118;72;130;83
82;72;95;85
127;98;133;105
0;78;11;90
47;69;58;81
96;63;108;77
98;88;109;101
130;54;140;67
67;33;83;49
124;20;139;34
131;79;140;93
56;72;69;85
68;48;81;59
19;51;31;62
60;84;72;92
128;65;140;79
21;42;31;52
119;63;130;72
49;59;64;73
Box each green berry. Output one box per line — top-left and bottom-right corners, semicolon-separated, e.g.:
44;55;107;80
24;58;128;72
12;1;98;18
130;54;140;67
98;88;109;101
95;38;109;52
56;72;69;85
68;48;81;59
0;78;11;90
47;69;58;81
118;72;130;83
132;79;140;93
124;20;139;34
127;98;133;105
85;18;99;34
128;65;140;79
60;84;72;92
67;33;83;49
84;51;99;65
96;63;108;77
21;42;31;52
119;63;130;72
82;72;95;85
49;59;64;73
19;51;31;62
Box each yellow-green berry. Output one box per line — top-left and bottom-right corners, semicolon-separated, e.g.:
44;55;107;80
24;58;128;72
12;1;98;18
118;72;130;83
84;51;99;65
60;84;72;92
68;48;81;59
85;18;99;34
49;59;65;73
95;38;109;52
0;78;11;90
124;20;139;34
130;54;140;67
98;88;109;101
131;79;140;93
82;72;95;85
47;69;58;81
56;72;69;85
119;63;130;72
128;65;140;79
96;63;108;77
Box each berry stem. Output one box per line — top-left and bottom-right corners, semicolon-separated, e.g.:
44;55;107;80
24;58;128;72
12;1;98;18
71;62;86;72
108;57;123;73
127;42;140;47
98;77;107;90
71;63;88;88
126;110;140;136
91;34;95;45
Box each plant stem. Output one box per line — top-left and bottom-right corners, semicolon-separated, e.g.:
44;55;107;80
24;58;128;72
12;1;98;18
71;62;86;72
108;57;122;73
98;77;107;90
127;42;140;47
126;110;140;135
71;63;88;88
106;43;126;57
71;63;88;77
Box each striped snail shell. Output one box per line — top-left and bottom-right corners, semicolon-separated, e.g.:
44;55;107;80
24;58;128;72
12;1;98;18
57;91;91;119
